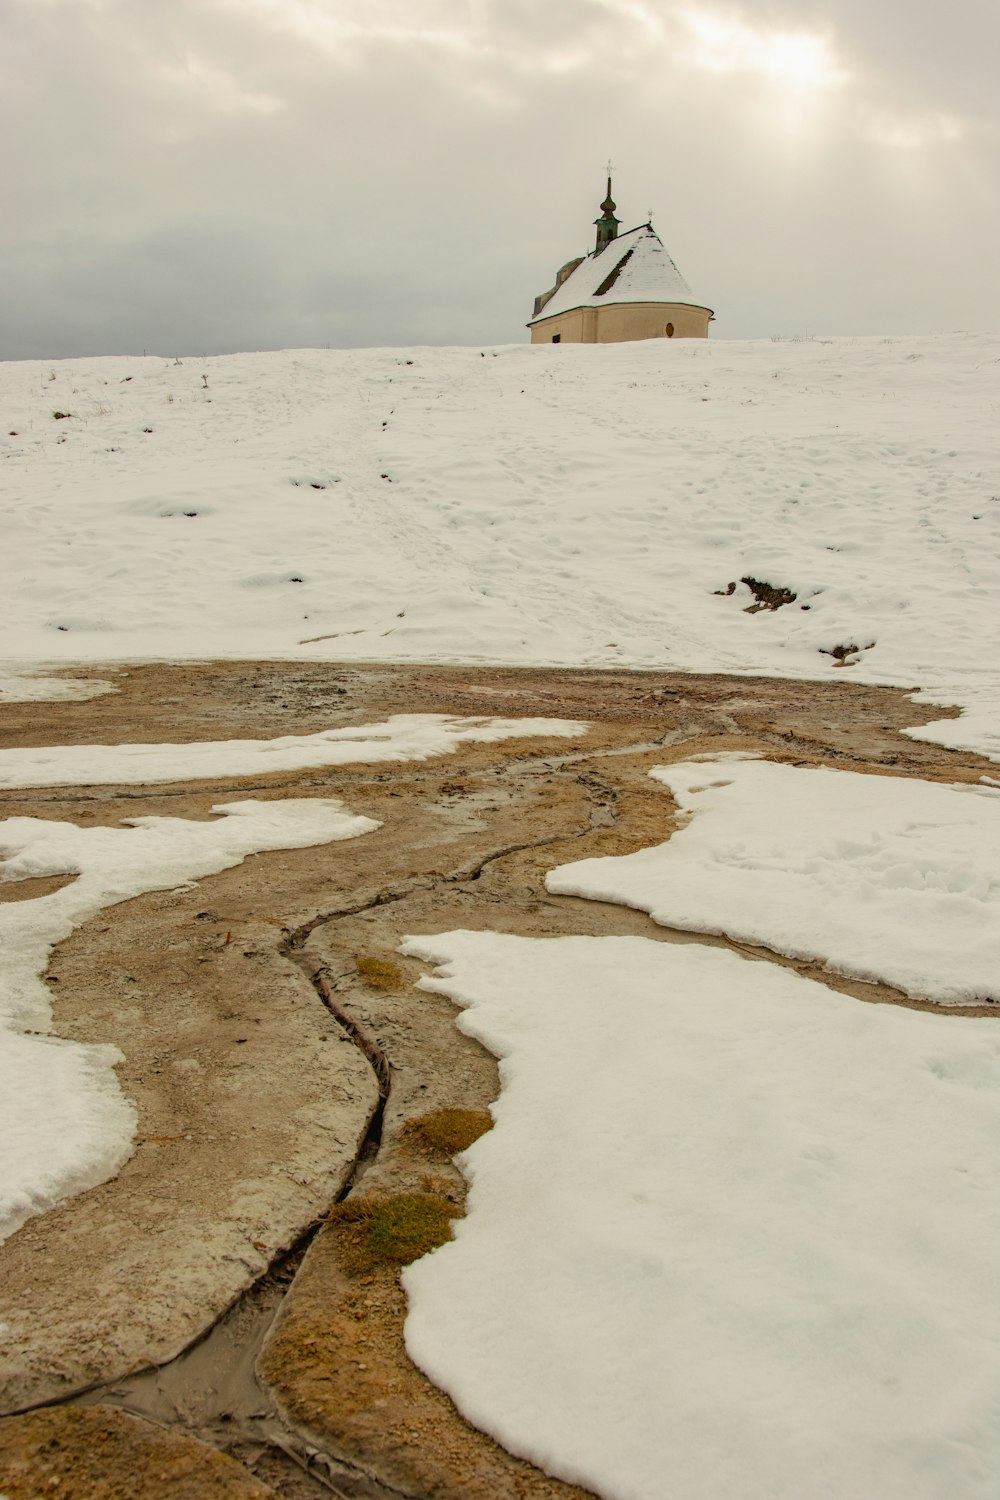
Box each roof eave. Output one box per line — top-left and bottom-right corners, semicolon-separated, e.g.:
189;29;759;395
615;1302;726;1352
528;298;715;327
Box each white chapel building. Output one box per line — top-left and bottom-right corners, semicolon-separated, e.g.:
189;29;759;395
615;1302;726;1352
529;179;713;344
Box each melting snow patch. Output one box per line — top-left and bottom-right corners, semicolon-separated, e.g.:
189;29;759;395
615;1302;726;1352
0;715;587;789
546;757;1000;1005
399;931;1000;1500
0;673;116;703
0;797;378;1243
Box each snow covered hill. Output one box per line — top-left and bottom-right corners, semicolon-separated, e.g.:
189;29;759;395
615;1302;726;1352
3;335;998;756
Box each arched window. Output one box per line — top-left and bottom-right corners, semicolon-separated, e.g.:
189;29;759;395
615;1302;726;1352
665;322;675;338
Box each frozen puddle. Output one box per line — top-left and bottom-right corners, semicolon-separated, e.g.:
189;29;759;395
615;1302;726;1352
0;672;116;703
400;931;1000;1500
547;755;1000;1006
0;798;378;1243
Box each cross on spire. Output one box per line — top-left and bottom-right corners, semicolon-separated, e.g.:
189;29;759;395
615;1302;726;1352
594;168;620;253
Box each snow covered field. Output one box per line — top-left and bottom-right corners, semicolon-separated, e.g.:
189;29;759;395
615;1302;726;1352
402;932;1000;1500
548;755;1000;1005
2;335;999;756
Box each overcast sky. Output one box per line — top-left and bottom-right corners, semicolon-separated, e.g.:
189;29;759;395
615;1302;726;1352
3;0;999;356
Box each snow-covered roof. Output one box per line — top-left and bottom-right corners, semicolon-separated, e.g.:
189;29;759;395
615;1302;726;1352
529;224;711;324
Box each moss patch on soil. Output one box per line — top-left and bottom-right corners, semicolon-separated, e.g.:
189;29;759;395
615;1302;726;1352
331;1192;459;1273
404;1107;494;1156
354;956;405;990
258;1221;597;1500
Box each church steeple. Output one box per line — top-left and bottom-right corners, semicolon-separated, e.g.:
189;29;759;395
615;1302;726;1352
529;174;714;342
594;175;620;253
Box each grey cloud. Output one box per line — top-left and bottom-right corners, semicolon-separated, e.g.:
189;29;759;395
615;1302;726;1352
1;0;997;357
786;0;1000;114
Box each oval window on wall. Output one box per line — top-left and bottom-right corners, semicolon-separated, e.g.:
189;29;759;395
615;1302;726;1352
665;322;675;338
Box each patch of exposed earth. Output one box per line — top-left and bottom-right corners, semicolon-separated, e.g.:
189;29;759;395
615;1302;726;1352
0;661;994;1498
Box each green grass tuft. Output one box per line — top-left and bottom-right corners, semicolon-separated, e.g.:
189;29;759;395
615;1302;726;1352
404;1108;493;1157
355;956;405;990
333;1193;459;1271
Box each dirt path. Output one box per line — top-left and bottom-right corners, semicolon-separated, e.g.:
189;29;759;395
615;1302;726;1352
0;661;993;1498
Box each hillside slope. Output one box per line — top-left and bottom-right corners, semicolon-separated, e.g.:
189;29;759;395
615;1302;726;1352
2;335;998;755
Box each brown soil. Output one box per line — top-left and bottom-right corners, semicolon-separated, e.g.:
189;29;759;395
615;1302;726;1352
0;660;993;1498
0;1405;275;1499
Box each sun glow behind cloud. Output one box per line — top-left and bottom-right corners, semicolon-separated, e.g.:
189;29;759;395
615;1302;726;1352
3;0;995;352
681;9;844;90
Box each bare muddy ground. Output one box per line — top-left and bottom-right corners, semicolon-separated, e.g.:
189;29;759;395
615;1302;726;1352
0;1405;276;1499
0;661;993;1498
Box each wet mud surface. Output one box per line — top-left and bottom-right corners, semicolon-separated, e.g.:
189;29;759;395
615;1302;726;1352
0;661;994;1498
